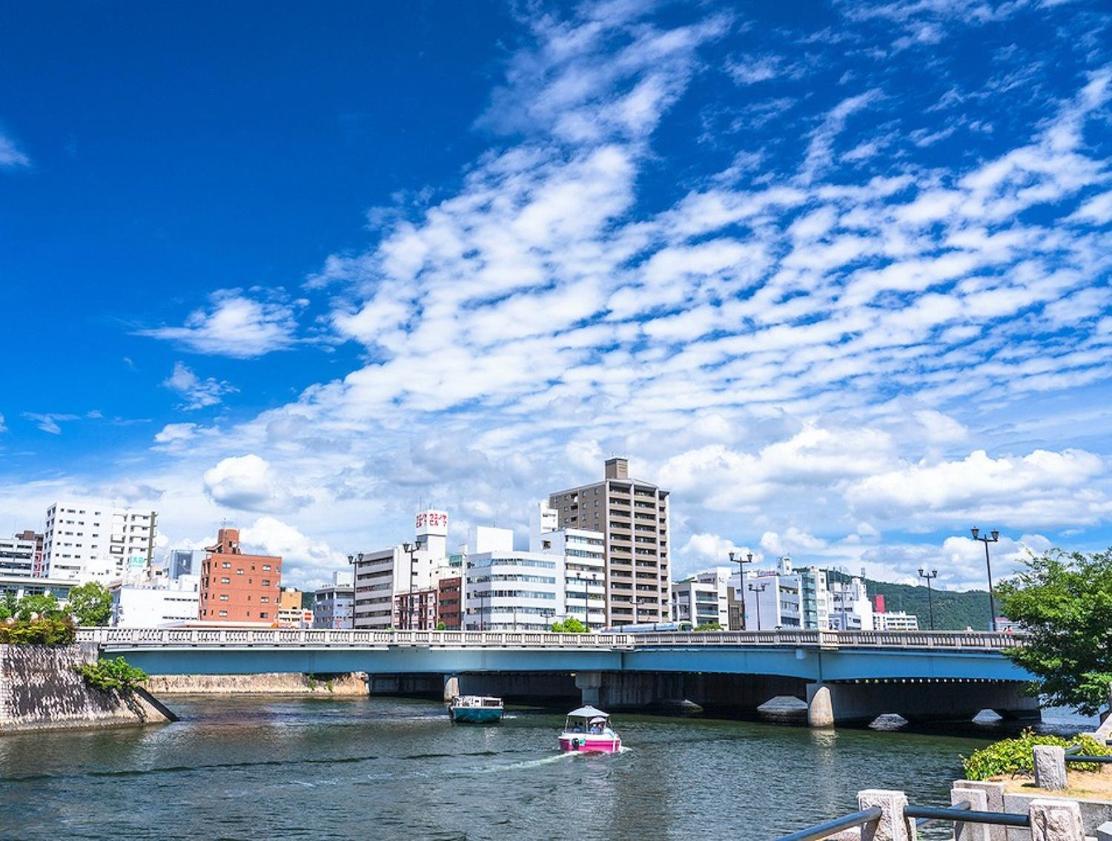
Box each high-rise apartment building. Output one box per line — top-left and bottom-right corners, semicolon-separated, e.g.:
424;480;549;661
529;503;605;629
548;457;671;627
671;567;734;628
198;528;281;624
42;501;156;582
13;531;45;577
737;556;830;630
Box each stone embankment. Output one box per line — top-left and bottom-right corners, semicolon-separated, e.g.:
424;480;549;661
0;643;174;734
146;672;368;696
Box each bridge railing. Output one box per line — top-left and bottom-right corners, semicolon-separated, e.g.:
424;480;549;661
75;627;1023;651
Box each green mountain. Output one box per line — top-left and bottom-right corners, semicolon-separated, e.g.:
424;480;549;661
826;570;993;631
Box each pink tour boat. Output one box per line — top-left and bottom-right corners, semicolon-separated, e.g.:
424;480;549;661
558;706;622;753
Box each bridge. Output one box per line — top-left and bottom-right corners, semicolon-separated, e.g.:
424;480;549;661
77;628;1038;726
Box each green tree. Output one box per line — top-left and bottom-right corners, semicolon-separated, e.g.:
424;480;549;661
15;592;63;622
997;548;1112;715
67;581;113;626
694;621;723;632
551;617;589;633
0;592;18;621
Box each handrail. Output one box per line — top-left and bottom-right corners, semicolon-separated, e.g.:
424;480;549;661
73;627;1024;652
774;806;882;841
1065;754;1112;763
915;799;969;828
903;805;1030;828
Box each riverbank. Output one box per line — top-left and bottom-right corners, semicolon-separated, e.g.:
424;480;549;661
146;672;368;696
0;643;173;734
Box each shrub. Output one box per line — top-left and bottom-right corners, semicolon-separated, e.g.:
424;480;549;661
0;616;76;645
962;729;1112;780
76;656;148;693
695;622;723;632
67;581;112;626
551;618;589;633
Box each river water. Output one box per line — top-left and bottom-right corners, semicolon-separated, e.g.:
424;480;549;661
0;697;1090;840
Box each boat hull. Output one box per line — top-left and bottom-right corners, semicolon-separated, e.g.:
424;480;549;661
558;733;621;753
449;706;503;724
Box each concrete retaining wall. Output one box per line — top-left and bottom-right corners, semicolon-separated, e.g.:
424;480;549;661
147;672;368;696
0;643;172;734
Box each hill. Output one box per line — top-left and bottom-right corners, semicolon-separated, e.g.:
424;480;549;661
826;569;993;631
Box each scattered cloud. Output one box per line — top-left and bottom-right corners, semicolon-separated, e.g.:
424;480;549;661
137;290;299;358
163;361;237;410
22;412;81;435
203;454;313;513
0;134;30;168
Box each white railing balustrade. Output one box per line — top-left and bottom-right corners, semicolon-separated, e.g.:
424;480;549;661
74;627;1024;651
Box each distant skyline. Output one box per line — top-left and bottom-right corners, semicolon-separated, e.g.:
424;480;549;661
1;1;1110;591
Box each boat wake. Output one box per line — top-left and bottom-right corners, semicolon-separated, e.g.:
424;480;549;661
473;752;577;773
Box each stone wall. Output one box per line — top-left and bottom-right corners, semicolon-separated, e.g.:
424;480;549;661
146;672;368;696
0;643;173;734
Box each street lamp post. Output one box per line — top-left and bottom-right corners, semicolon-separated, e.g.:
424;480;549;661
971;527;1000;631
729;550;754;630
401;542;419;630
747;582;768;631
918;569;938;631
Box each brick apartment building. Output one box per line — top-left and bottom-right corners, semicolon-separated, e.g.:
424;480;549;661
198;528;282;624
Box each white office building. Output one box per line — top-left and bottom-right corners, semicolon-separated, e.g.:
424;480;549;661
110;575;200;627
874;611;920;631
0;534;36;578
351;510;448;629
43;501;157;583
829;576;875;631
530;504;606;629
463;525;565;631
672;567;733;628
314;570;355;629
737;557;831;631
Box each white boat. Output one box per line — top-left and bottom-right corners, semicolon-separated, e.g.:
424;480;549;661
448;695;504;723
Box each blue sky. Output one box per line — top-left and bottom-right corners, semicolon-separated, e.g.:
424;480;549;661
1;0;1110;591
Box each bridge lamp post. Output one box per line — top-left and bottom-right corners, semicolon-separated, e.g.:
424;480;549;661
747;582;768;631
970;528;1000;632
728;551;754;629
917;569;938;631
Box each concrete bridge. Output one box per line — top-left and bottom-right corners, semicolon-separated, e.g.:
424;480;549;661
77;628;1039;726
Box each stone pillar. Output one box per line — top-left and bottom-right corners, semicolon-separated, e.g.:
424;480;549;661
1033;745;1067;791
857;789;914;841
808;683;835;728
443;675;460;702
952;780;1006;841
1028;799;1083;841
952;787;990;841
574;672;602;707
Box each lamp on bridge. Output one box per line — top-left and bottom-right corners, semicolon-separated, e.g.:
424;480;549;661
970;527;1000;632
747;582;768;631
917;569;938;630
728;550;754;630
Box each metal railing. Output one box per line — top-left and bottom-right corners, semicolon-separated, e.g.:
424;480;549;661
74;627;1023;651
776;801;1029;841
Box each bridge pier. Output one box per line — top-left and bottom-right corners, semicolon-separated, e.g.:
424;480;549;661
804;680;1040;727
574;671;687;711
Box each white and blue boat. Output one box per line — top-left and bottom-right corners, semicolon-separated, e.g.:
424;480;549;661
448;695;504;723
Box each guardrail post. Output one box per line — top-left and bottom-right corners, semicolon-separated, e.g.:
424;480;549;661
1028;799;1083;841
952;781;1006;841
951;787;989;841
857;790;914;841
1033;745;1068;791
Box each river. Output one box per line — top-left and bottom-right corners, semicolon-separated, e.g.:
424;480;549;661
0;697;1091;840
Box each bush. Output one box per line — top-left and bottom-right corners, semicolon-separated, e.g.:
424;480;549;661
76;656;148;693
695;621;723;632
0;616;76;645
962;729;1112;780
551;618;589;633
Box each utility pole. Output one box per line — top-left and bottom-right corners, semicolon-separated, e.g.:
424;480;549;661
970;528;1000;631
729;550;754;629
918;569;938;630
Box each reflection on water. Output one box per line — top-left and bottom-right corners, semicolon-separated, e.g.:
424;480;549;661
0;696;1086;841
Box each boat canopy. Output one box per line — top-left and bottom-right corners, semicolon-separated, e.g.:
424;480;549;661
565;705;610;720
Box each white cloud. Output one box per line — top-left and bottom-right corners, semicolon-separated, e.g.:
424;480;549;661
203;454;312;513
239;516;348;590
163;362;237;410
22;412;80;435
0;134;29;167
138;291;298;358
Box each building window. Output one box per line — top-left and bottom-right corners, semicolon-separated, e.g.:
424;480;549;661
236;568;244;575
259;612;268;619
262;564;272;571
219;594;229;601
220;577;231;584
222;561;231;569
218;610;228;617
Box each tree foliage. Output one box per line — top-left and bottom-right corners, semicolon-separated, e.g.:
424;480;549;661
67;581;113;626
13;593;64;622
551;617;589;633
997;548;1112;715
962;730;1111;780
695;621;723;632
76;656;148;693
